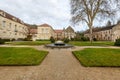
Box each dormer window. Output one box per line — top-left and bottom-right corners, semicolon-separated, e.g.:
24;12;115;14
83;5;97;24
12;17;17;21
0;11;3;16
3;12;6;17
0;11;6;17
20;20;24;24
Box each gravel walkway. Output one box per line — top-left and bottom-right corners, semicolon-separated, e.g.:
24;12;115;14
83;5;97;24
0;45;120;80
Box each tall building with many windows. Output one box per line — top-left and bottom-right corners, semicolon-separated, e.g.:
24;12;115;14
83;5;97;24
30;24;76;41
0;9;76;41
36;24;55;40
84;23;120;41
0;10;29;40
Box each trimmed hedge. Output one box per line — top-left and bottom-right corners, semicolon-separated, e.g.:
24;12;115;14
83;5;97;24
0;39;5;44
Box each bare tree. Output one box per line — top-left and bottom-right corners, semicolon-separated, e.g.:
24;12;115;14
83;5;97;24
70;0;120;43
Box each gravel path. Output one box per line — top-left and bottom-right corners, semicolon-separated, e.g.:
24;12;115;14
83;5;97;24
0;45;120;80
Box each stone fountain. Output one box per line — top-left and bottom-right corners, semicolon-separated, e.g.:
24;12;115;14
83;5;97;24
45;40;73;48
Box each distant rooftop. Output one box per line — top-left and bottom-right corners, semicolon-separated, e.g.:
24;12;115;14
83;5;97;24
54;30;63;33
84;25;115;33
38;23;52;27
0;9;25;25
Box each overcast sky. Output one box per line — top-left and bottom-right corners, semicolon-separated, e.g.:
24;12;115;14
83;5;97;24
1;0;119;32
0;0;83;31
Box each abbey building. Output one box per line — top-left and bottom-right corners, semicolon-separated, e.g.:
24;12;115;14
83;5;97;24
0;9;76;41
84;23;120;42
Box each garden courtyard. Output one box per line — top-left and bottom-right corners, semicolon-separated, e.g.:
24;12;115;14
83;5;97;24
0;41;120;80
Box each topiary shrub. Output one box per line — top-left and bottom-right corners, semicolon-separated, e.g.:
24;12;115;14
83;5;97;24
64;38;69;43
114;39;120;46
0;38;5;44
50;36;55;43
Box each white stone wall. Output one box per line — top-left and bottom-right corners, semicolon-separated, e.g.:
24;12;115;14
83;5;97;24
84;24;120;41
0;16;28;40
36;26;54;40
112;24;120;41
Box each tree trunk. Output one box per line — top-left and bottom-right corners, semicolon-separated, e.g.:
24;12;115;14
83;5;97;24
89;28;93;43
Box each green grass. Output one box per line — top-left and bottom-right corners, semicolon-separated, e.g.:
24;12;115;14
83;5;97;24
6;41;50;45
70;41;114;46
73;48;120;67
0;47;48;66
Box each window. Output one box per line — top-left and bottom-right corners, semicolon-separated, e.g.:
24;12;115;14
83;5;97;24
46;29;49;33
2;21;6;27
9;23;12;28
15;25;17;32
42;28;44;33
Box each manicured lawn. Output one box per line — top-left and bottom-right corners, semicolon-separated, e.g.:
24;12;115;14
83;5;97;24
73;48;120;67
0;47;48;66
6;41;50;45
70;41;114;46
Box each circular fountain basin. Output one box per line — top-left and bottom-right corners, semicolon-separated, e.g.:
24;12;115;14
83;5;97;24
45;41;73;48
54;41;65;46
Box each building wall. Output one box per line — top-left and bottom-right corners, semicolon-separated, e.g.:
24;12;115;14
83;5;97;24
37;26;54;40
112;24;120;41
84;24;120;41
64;31;76;39
0;12;28;40
54;27;76;40
54;32;63;40
35;26;76;40
64;27;76;39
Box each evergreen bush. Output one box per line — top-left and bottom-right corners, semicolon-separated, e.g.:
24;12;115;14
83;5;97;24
0;38;5;44
64;38;69;43
114;39;120;46
50;36;55;43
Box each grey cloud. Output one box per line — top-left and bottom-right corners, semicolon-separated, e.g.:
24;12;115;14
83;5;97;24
0;0;81;31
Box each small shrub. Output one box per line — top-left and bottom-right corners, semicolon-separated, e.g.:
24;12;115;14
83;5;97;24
64;38;69;43
24;38;32;41
81;37;89;41
3;39;10;42
50;36;55;43
0;39;5;44
36;39;49;41
114;39;120;46
93;38;97;41
17;38;24;41
11;38;15;41
23;35;32;41
74;37;81;41
71;38;75;41
36;39;42;41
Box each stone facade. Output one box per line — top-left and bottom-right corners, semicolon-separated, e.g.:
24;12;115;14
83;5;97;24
0;10;29;40
0;9;76;41
84;24;120;41
30;25;76;40
53;26;76;40
64;26;76;39
36;24;55;40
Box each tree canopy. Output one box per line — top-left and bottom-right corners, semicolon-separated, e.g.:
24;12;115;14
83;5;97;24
70;0;120;42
